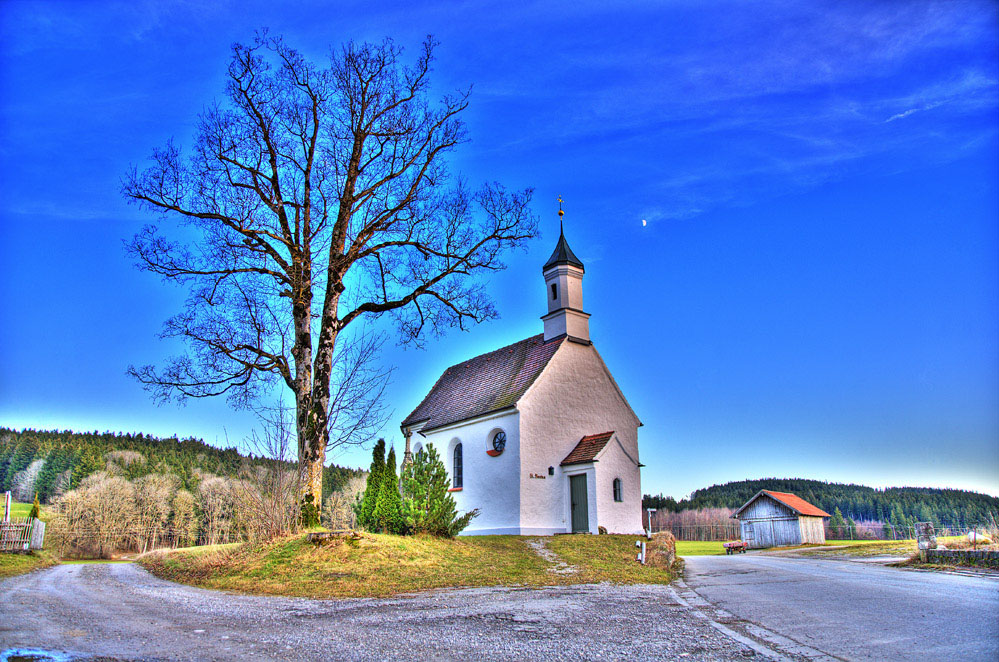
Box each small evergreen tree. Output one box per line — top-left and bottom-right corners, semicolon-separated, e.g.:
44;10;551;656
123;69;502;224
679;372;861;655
28;492;41;520
402;444;478;537
355;439;385;530
373;447;405;534
829;507;846;538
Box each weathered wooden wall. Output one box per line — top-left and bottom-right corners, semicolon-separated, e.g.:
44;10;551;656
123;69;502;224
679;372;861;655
798;516;825;544
737;496;802;548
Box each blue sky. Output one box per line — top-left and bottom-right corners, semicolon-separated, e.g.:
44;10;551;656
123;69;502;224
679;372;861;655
1;0;996;499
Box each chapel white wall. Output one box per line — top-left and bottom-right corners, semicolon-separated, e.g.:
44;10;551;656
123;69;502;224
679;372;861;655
593;436;644;534
417;409;521;535
517;341;644;534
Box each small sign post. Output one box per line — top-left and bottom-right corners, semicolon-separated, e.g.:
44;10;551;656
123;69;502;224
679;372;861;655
916;522;936;562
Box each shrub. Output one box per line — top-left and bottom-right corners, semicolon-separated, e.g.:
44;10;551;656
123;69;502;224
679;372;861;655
373;447;406;534
401;444;478;537
355;439;385;530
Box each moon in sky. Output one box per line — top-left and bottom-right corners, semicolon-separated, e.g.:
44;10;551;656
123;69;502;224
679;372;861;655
642;219;647;227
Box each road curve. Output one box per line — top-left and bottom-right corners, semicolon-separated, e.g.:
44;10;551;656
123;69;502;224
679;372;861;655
1;563;759;661
682;553;999;661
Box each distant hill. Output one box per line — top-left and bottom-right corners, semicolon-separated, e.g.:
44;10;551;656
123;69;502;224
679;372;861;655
644;477;999;526
0;427;362;504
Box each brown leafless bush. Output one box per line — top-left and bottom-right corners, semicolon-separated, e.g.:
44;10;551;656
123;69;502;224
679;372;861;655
198;475;238;545
322;474;367;531
171;489;199;547
134;473;179;552
51;472;138;558
229;406;302;542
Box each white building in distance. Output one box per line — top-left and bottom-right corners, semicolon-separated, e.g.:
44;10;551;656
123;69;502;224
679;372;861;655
400;224;644;535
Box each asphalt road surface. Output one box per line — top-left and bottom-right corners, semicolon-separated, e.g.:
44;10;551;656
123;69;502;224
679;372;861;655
1;563;764;662
682;553;999;661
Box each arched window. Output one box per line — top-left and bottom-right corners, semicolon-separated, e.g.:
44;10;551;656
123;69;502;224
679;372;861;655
453;443;463;488
551;283;558;300
613;478;623;502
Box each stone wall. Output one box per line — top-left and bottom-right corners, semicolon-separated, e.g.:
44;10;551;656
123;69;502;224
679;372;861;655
925;549;999;568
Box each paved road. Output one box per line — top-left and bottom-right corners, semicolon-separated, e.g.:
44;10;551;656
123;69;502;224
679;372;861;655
1;563;762;662
682;553;999;661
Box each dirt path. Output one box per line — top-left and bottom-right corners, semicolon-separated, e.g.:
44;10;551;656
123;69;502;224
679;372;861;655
1;562;777;661
525;537;578;574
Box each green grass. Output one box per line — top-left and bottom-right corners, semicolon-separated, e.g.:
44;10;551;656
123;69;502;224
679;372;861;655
675;541;726;556
8;500;49;520
140;533;676;599
9;501;33;518
0;549;58;578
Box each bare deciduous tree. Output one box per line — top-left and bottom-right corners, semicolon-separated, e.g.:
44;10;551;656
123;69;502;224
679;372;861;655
322;473;367;531
198;475;238;545
123;33;537;515
52;472;138;558
232;405;301;540
134;474;179;552
171;489;199;547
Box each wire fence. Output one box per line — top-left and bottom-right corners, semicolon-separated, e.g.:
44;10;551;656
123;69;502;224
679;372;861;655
650;522;996;542
48;524;243;557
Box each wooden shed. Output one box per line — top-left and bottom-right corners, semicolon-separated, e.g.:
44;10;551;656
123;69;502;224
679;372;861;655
732;490;831;549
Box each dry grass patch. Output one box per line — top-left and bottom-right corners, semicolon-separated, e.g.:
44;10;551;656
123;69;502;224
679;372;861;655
142;533;553;598
548;534;675;585
0;550;58;579
141;532;675;598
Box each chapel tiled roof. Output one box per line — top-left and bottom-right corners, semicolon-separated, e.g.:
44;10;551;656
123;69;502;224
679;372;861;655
401;334;566;432
560;431;614;466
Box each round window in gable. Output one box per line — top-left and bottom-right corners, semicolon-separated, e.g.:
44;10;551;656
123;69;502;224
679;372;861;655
488;430;506;457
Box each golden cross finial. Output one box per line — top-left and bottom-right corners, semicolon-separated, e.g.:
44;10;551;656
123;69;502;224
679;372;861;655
557;194;564;232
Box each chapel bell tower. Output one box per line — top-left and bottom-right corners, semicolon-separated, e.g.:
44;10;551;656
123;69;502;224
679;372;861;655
542;200;590;343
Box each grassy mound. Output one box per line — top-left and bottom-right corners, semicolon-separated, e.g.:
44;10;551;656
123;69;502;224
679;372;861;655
140;533;675;599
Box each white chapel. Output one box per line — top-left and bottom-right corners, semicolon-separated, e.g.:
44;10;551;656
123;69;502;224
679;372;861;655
400;215;644;535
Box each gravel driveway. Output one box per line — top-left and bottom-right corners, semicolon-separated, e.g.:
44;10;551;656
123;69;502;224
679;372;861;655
1;563;773;662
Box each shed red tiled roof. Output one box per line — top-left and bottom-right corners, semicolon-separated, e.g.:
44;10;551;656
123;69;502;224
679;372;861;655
561;431;614;466
401;334;566;432
761;490;831;518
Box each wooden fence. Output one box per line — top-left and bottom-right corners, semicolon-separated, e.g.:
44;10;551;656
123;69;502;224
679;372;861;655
0;517;45;552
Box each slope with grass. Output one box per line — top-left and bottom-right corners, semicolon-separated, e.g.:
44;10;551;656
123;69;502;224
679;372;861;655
140;533;675;599
0;550;58;578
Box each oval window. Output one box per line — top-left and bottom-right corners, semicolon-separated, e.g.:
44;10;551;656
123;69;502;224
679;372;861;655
492;430;506;455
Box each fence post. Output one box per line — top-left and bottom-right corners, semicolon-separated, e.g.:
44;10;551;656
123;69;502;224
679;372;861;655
30;519;45;550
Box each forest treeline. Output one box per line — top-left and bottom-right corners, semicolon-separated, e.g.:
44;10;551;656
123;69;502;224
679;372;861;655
643;477;999;526
0;427;362;504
